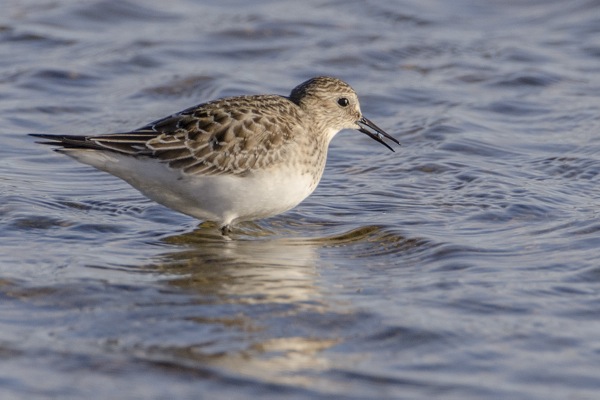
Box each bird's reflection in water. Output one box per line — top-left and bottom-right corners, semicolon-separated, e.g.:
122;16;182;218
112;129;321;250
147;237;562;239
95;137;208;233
139;223;419;386
154;223;326;303
141;224;344;385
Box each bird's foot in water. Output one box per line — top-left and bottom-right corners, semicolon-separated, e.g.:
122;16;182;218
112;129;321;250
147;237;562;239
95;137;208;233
220;224;232;236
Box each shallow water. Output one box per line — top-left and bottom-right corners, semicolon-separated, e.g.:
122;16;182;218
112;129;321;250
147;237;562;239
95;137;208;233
1;0;600;398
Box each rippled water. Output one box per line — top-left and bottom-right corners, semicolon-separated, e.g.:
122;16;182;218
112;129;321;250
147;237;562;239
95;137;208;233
1;0;600;398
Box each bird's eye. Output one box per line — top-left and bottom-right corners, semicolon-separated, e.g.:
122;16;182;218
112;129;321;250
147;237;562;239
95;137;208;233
337;97;349;107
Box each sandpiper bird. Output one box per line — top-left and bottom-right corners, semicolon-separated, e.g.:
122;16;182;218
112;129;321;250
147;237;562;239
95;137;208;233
31;76;399;234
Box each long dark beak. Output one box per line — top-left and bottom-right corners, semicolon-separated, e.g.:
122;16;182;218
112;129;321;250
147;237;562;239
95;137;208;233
357;117;400;152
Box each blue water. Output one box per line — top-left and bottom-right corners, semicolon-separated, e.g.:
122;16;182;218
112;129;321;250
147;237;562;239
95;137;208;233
1;0;600;399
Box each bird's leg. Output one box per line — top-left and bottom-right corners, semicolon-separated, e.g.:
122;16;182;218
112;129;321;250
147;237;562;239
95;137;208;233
220;224;232;236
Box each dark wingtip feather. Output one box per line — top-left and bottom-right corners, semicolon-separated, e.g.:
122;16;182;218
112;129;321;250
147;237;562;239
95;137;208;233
29;133;88;142
29;133;104;150
29;132;155;155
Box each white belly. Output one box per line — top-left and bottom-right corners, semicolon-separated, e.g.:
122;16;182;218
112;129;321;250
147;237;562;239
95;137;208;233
61;149;321;226
167;167;318;225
